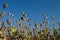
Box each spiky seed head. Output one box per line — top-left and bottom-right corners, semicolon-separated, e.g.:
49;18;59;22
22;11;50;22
7;19;11;25
44;16;47;19
22;11;27;17
51;16;55;19
27;18;31;23
3;2;8;9
8;13;11;16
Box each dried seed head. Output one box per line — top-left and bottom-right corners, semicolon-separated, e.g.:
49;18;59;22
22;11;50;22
44;16;47;19
19;19;23;23
7;19;11;25
22;11;27;17
35;24;38;28
27;18;31;23
1;11;6;16
2;11;6;14
3;2;8;9
40;23;43;26
51;16;55;19
45;21;49;24
21;17;26;21
11;14;14;17
8;13;11;16
43;13;48;19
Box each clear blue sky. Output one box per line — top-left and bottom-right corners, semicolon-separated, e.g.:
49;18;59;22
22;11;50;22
0;0;60;28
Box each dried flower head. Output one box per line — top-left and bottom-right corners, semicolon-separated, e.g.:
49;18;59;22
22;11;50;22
27;18;31;23
1;11;6;16
7;19;11;25
40;23;43;26
44;16;47;19
22;11;27;17
51;16;55;19
8;13;11;16
3;2;8;9
21;17;26;21
45;21;49;24
11;14;14;17
35;24;39;28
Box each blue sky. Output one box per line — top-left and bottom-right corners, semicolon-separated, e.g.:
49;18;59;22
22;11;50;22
0;0;60;28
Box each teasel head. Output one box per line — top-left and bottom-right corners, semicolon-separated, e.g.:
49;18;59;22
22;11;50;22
8;13;11;16
34;21;39;28
22;11;27;17
51;16;55;19
27;18;31;23
11;14;15;21
43;13;47;19
45;21;49;24
19;19;23;23
0;11;6;18
1;11;6;16
40;22;43;27
11;14;14;17
8;13;15;21
20;16;26;22
44;16;48;20
7;19;11;25
3;2;8;9
18;19;23;26
39;22;44;31
27;18;31;26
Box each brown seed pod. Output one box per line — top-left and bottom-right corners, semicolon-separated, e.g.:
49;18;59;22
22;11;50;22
40;23;43;26
35;24;38;28
44;16;47;19
8;13;11;16
45;21;49;24
19;19;23;23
